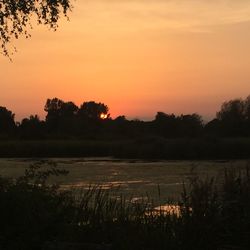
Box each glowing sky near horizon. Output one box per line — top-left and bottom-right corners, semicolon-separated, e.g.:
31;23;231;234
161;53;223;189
1;0;250;121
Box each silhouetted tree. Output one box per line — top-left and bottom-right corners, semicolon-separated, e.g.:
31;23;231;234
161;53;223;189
0;0;72;57
44;98;64;132
3;95;250;140
154;112;178;137
76;101;110;137
216;99;245;136
179;114;203;136
59;101;78;133
104;116;128;137
154;112;168;124
19;115;45;139
44;98;78;134
153;112;203;137
78;101;109;121
244;96;250;120
217;99;245;123
244;96;250;136
0;106;16;135
114;115;127;123
204;118;222;136
127;118;146;137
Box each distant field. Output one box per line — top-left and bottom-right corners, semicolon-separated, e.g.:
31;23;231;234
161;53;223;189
0;158;248;201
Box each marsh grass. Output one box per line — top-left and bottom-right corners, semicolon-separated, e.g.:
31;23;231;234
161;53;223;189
0;162;250;250
1;137;250;159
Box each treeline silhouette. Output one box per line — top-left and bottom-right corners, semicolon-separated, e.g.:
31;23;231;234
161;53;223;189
1;96;250;139
1;96;250;159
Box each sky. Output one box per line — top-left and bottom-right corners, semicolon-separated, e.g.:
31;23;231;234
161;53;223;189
1;0;250;121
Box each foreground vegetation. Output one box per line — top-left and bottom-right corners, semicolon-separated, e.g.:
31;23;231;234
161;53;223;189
1;162;250;250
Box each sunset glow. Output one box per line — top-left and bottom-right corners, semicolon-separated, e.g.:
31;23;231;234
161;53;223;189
1;0;250;121
100;113;108;120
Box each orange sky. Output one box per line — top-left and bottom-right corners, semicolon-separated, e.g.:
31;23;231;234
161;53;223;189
1;0;250;121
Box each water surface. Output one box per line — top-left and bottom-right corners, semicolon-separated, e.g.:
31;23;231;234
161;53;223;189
0;158;247;201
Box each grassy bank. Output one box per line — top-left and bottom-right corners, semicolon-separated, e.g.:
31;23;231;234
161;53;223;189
1;137;250;159
1;162;250;250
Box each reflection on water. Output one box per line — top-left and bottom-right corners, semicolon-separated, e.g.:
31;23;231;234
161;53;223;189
153;204;181;216
0;158;245;221
61;180;150;190
1;157;244;203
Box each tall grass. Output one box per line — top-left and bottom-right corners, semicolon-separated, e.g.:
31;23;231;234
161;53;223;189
1;137;250;159
0;162;250;249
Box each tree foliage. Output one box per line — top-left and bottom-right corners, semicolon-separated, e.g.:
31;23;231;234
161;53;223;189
154;112;203;137
44;98;78;133
0;106;15;133
215;96;250;136
78;101;109;120
2;95;250;139
217;99;245;123
0;0;72;57
20;115;45;139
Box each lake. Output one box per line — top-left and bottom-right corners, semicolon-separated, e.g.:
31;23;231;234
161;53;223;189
0;158;248;201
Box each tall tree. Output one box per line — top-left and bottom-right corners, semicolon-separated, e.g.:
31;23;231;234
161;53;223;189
19;115;45;139
78;101;109;121
44;98;78;133
0;106;16;133
0;0;72;57
216;98;245;136
44;98;64;132
244;96;250;121
217;99;245;123
154;112;178;137
179;114;203;136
